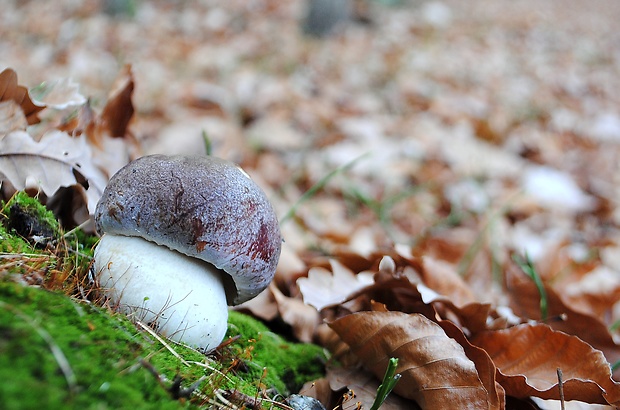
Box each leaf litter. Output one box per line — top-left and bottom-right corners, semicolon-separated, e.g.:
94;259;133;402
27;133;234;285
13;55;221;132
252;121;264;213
1;0;620;409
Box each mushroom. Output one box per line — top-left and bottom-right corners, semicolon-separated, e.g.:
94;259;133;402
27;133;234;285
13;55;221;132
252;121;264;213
92;154;282;352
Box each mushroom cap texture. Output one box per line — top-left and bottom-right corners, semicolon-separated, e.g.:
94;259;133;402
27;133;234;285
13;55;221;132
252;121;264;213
95;154;282;305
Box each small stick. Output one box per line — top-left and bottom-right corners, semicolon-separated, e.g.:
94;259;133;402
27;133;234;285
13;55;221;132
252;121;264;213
136;320;190;366
557;368;565;410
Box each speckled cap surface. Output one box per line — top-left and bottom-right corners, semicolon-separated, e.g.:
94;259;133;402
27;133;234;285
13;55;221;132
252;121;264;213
95;154;282;305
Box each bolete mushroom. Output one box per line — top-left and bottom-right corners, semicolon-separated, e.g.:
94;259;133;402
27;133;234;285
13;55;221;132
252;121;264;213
92;154;282;352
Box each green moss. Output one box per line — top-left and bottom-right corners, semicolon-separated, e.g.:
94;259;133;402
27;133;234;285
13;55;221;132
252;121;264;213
0;193;327;408
225;310;326;395
2;191;60;244
0;282;327;409
0;192;96;291
0;281;186;410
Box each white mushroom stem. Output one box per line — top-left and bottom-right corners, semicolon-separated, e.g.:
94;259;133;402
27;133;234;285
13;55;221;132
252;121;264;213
93;234;228;352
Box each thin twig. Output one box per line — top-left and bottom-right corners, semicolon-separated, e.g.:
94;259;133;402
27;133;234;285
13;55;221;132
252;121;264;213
136;320;190;366
557;368;565;410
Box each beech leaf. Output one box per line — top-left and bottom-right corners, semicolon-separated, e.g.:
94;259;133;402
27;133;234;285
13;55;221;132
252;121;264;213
506;265;620;374
329;311;498;409
0;130;107;213
471;324;620;406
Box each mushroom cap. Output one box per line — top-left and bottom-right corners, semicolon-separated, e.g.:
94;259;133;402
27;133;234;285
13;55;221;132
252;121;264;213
95;154;282;305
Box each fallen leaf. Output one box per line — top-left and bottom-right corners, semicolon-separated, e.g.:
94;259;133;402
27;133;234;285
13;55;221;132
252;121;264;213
329;311;499;409
88;64;135;144
271;284;320;343
471;324;620;406
439;319;505;410
0;100;28;136
29;77;86;109
419;255;477;306
298;259;374;311
0;68;45;125
0;130;107;213
506;264;620;377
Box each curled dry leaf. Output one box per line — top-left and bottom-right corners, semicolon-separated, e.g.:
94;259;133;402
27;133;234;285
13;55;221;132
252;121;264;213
471;324;620;407
0;130;107;213
329;311;499;409
97;64;134;140
419;255;477;306
270;284;320;343
0;68;45;125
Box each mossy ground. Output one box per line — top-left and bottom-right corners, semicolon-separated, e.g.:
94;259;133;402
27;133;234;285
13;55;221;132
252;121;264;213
0;193;326;409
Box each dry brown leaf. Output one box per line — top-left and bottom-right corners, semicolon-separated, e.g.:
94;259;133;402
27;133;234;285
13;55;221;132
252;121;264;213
88;64;135;145
270;284;320;343
0;100;28;135
329;311;499;409
471;324;620;407
100;64;135;138
419;255;477;306
339;269;491;334
0;130;107;213
235;287;279;322
298;259;374;311
439;319;505;409
0;68;45;125
506;264;620;376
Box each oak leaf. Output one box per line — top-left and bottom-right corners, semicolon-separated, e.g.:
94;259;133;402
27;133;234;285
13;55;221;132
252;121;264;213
298;259;374;311
0;100;28;135
0;68;45;125
329;311;499;409
471;324;620;406
29;77;86;110
0;130;107;213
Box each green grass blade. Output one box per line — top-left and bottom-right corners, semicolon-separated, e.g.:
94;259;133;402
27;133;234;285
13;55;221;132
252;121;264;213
279;153;369;226
513;252;548;321
370;357;401;410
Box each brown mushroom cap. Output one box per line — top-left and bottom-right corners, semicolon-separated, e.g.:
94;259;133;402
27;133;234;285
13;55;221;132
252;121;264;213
95;154;282;305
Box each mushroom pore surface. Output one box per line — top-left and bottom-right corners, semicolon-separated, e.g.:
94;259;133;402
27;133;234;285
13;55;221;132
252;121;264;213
95;154;282;305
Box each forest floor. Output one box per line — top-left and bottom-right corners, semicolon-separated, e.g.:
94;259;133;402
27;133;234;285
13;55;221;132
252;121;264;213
1;1;620;409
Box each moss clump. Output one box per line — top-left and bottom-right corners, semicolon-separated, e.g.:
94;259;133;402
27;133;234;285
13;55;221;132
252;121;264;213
2;191;59;247
0;282;327;409
0;192;96;292
225;310;326;395
0;281;186;410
